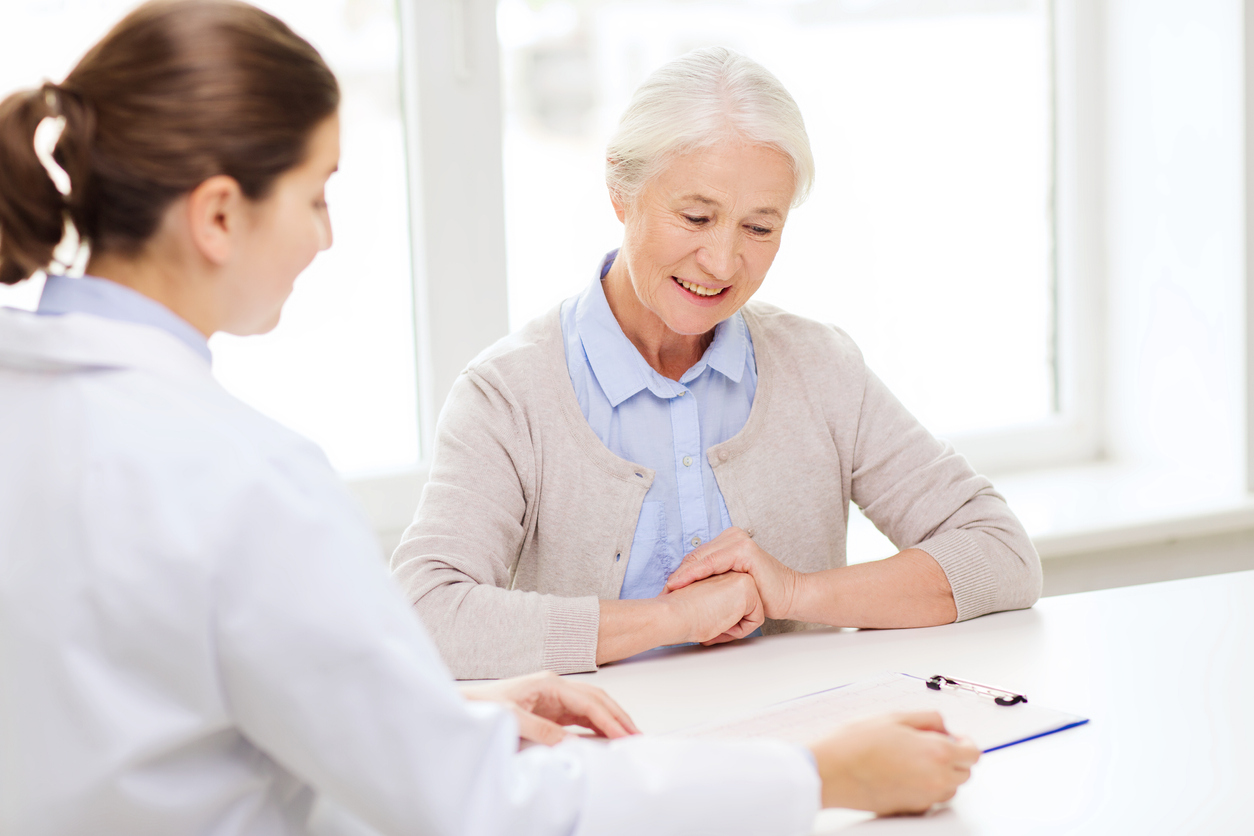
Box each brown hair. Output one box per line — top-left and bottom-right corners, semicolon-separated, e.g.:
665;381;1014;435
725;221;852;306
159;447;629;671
0;0;339;285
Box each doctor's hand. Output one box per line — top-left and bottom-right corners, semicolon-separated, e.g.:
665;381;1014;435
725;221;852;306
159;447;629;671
461;671;639;746
664;527;801;620
808;712;981;816
657;570;764;645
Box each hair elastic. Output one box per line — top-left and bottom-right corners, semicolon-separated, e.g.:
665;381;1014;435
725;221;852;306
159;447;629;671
33;93;89;277
33;113;71;197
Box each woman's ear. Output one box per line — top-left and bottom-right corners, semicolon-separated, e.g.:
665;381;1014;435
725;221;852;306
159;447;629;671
186;175;246;265
609;187;628;224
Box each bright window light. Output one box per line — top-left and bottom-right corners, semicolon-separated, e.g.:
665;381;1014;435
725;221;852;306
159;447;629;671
0;0;419;476
498;0;1053;438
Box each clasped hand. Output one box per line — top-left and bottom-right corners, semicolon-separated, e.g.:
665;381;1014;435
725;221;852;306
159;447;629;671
664;526;801;621
656;569;764;645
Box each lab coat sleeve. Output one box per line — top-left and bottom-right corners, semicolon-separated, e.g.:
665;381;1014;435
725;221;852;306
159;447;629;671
212;450;819;836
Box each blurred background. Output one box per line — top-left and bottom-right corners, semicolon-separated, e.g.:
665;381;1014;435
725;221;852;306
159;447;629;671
3;0;1251;592
499;0;1053;443
1;0;420;476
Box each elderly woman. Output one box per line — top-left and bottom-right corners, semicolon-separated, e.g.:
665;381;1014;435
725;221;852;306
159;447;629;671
392;47;1041;680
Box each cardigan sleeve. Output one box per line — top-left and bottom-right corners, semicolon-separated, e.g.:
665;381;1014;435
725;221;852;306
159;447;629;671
848;364;1042;621
390;369;600;679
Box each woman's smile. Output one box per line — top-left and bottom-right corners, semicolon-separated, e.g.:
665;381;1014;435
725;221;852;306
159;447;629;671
672;275;728;302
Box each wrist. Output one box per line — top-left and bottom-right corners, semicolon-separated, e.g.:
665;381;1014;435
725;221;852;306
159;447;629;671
776;566;810;621
657;594;693;644
597;597;690;665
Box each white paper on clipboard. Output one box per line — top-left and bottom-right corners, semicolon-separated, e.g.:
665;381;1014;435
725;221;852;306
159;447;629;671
667;671;1088;753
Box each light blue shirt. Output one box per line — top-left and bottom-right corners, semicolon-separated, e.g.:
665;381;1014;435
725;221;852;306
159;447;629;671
561;251;757;600
36;273;211;364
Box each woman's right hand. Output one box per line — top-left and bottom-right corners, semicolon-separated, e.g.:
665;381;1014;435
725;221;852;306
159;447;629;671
596;571;764;665
658;571;764;645
808;712;981;815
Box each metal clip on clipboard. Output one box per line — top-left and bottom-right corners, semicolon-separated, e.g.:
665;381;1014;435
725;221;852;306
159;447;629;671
926;674;1028;706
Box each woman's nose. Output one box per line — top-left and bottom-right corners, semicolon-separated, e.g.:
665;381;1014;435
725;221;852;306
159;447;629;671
696;225;738;280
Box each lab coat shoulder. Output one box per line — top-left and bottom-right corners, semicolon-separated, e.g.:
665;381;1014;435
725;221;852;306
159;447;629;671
77;315;368;569
1;308;378;604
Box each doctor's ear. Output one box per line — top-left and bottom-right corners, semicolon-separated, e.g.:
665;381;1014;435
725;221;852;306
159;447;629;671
186;175;247;265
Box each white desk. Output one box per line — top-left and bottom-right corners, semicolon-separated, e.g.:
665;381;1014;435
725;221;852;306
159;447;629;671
569;570;1254;834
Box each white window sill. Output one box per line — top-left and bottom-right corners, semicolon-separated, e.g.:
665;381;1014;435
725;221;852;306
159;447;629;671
849;459;1254;594
357;458;1254;594
993;460;1254;560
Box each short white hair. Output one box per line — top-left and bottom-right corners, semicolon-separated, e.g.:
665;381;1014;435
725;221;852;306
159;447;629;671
605;46;815;207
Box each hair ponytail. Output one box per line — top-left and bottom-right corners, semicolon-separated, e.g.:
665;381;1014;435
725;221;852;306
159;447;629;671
0;0;338;286
0;84;92;285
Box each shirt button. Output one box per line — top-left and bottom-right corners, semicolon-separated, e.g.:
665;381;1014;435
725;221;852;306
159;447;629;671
691;536;701;548
677;391;686;397
682;456;692;467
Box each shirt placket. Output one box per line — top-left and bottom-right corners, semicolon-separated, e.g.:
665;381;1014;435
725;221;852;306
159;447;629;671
668;386;709;565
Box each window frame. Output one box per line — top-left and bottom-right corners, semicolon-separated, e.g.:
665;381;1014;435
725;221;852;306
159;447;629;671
347;0;512;553
944;0;1106;475
1245;0;1254;494
354;0;1109;550
353;0;1119;551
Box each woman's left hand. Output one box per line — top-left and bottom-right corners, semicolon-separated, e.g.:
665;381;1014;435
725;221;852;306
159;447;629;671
461;671;640;746
664;527;802;620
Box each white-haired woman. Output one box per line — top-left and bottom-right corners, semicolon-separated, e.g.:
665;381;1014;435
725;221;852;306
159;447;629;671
392;47;1042;680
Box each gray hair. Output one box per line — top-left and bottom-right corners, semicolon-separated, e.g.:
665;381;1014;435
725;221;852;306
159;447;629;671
605;46;815;207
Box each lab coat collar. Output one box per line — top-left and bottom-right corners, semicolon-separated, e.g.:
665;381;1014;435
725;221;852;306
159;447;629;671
0;307;214;382
38;274;212;364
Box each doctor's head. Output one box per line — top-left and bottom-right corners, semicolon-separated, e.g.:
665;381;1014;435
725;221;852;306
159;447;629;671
0;0;340;336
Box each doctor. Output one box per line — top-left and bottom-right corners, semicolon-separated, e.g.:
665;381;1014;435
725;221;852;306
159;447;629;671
0;1;979;834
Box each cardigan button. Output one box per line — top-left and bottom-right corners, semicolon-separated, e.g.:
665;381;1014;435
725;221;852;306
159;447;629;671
718;450;729;462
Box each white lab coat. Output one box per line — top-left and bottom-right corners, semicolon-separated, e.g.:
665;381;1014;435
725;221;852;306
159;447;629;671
0;308;819;836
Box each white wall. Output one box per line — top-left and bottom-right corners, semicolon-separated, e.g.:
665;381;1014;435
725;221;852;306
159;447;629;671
1105;0;1245;492
849;0;1254;597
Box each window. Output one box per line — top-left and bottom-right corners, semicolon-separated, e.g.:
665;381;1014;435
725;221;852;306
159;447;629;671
498;0;1071;469
0;0;420;476
9;0;1247;561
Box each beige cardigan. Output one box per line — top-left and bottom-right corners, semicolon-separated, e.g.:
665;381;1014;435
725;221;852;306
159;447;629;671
391;301;1042;679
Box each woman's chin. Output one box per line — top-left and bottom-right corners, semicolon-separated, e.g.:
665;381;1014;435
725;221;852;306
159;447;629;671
659;308;728;337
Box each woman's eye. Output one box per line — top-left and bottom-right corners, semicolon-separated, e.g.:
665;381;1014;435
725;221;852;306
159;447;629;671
748;225;772;236
683;215;709;225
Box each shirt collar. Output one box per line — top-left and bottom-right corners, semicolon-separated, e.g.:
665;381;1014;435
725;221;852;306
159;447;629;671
575;250;749;406
36;274;212;364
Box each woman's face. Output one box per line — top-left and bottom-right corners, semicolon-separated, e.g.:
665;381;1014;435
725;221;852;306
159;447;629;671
613;141;796;337
225;112;340;335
